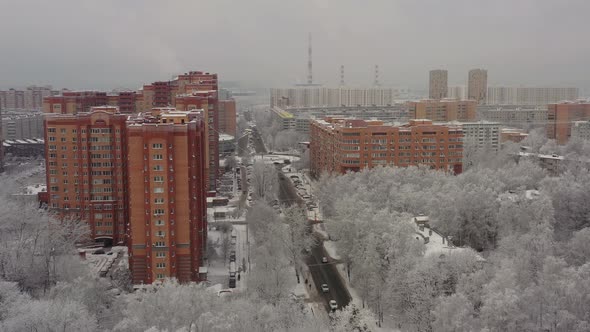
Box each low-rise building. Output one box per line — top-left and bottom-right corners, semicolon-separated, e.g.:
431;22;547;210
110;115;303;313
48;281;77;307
271;105;408;133
456;121;500;151
408;99;477;122
547;101;590;144
571;121;590;141
3;138;45;157
478;105;548;128
500;128;528;143
1;111;44;140
219;134;235;156
310;118;463;177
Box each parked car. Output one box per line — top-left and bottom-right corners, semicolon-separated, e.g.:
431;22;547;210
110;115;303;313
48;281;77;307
329;300;338;311
321;284;329;293
322;257;328;263
93;249;105;255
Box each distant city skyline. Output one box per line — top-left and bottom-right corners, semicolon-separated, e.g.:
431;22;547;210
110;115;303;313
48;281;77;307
1;1;590;91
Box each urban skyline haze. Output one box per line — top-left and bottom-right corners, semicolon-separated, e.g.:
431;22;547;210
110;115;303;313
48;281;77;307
1;0;589;91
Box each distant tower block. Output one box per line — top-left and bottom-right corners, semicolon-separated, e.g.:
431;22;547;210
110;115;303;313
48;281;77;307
374;65;380;86
340;65;345;86
307;33;313;85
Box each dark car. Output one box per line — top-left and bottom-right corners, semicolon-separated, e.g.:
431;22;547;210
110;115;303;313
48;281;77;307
93;249;105;255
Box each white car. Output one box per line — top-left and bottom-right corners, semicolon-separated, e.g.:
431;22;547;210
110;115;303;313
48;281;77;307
322;257;328;263
321;284;329;293
329;300;338;311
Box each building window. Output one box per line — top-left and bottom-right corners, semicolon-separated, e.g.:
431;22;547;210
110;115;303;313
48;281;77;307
156;252;166;258
152;143;163;149
156;262;166;268
153;176;164;182
153;187;164;194
153;154;163;160
154;198;164;204
156;273;165;279
155;220;165;226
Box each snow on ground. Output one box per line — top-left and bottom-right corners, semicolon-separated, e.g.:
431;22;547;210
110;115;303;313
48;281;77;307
207;223;251;290
414;223;485;262
81;246;126;276
323;240;341;260
253;154;300;165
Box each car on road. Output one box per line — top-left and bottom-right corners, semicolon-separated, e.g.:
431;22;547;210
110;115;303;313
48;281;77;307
322;257;328;263
329;300;338;311
321;284;329;293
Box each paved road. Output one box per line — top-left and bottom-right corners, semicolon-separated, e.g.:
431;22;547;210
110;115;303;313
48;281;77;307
277;171;303;207
250;126;267;154
306;243;351;312
276;168;351;313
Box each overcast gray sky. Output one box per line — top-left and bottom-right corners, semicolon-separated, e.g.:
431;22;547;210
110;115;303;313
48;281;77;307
1;0;589;91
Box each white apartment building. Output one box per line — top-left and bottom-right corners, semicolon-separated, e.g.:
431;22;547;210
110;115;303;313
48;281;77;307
270;87;402;108
460;121;500;151
571;121;590;141
486;87;578;106
448;85;467;100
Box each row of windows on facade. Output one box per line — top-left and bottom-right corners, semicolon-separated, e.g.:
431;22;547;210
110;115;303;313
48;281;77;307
48;145;118;152
337;131;462;137
48;163;120;173
340;158;463;165
49;195;120;203
48;136;118;143
337;144;463;151
343;151;463;158
48;153;118;160
49;202;124;210
338;137;463;144
47;128;120;134
53;203;123;210
146;230;170;237
49;180;123;189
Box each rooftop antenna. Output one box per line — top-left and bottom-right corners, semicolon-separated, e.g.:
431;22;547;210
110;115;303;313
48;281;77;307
374;65;380;86
340;65;345;86
307;33;313;85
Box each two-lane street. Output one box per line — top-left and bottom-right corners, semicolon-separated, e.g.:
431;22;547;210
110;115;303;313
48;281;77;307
306;243;352;312
276;166;351;313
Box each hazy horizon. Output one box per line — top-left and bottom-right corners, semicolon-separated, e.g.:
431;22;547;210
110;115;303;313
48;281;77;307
1;0;589;92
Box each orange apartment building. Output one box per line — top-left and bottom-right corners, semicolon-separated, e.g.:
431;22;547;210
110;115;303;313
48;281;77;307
44;106;128;245
408;99;476;122
310;118;464;177
44;91;138;114
43;91;108;114
43;70;221;190
126;108;208;284
218;99;237;136
547;101;590;144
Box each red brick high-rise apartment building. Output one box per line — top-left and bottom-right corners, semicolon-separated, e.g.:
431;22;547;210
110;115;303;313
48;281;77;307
43;91;109;114
310;118;464;177
44;91;139;115
547;101;590;144
218;99;237;137
139;71;220;190
126;108;208;284
44;106;128;245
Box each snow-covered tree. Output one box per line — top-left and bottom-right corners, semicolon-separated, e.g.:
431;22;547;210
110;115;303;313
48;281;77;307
280;206;316;283
251;160;278;202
